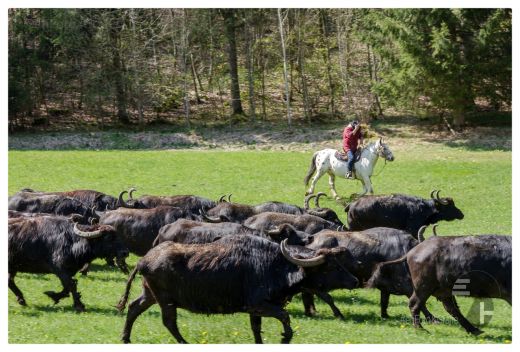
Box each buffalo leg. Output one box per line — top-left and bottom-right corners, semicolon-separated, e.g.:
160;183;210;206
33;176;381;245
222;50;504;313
159;304;187;344
315;291;345;320
249;315;263;344
79;263;90;276
380;290;390;318
441;296;483;335
408;292;427;330
121;286;156;344
301;292;317;317
46;272;85;312
8;272;26;306
255;304;293;344
421;305;440;324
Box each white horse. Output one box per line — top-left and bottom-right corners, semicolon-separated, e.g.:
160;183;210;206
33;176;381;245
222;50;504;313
304;138;394;199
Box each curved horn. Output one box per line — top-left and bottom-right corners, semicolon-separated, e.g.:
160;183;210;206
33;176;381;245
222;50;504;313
267;227;282;236
118;191;130;208
378;137;382;145
306;209;329;218
68;214;84;223
432;224;439;236
435;190;449;205
304;194;316;210
128;187;137;200
73;222;103;239
430;189;437;199
218;195;227;203
228;194;232;203
280;239;326;268
199;209;224;223
417;225;427;242
314;192;326;208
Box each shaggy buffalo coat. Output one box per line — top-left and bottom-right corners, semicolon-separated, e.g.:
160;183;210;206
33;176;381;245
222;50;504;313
117;235;359;344
8;216;129;311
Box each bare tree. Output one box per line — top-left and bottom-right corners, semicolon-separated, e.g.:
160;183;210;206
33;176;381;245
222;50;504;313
278;8;292;127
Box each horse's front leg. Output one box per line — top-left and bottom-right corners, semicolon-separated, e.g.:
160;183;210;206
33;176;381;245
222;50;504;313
307;169;325;196
363;176;374;195
328;174;340;200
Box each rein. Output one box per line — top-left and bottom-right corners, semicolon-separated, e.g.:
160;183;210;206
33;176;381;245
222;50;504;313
372;158;387;177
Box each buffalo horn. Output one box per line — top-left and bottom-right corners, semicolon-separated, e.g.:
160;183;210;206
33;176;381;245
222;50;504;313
435;190;449;205
228;194;232;203
304;194;316;210
314;192;326;208
128;187;137;199
430;190;437;199
73;222;103;239
199;209;223;223
280;239;325;268
218;195;227;203
118;191;130;208
432;224;439;236
417;225;427;242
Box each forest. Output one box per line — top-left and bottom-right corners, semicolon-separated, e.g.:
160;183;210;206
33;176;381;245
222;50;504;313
8;8;512;131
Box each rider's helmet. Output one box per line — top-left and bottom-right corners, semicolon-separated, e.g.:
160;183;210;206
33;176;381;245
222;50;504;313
351;120;360;128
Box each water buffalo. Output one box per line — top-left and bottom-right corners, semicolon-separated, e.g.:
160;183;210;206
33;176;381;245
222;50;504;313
303;226;438;320
8;190;99;221
98;205;198;256
118;188;219;213
368;234;511;335
243;212;339;235
116;235;359;343
345;190;464;237
153;219;312;246
8;216;129;311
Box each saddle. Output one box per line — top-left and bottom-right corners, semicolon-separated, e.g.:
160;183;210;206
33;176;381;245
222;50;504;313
335;149;362;163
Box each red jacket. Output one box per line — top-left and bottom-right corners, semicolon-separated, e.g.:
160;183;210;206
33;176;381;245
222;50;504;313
343;126;361;153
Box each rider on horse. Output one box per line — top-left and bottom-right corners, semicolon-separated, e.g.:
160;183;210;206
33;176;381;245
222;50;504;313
342;120;363;179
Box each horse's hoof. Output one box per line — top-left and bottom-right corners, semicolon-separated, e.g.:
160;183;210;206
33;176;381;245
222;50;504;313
334;196;341;201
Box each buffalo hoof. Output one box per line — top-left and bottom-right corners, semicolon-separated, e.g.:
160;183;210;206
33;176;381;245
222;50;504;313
44;291;64;304
17;297;27;306
74;303;86;313
381;313;390;319
470;328;484;336
304;309;317;317
121;338;131;344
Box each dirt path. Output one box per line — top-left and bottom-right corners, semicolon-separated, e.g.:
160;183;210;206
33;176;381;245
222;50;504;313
8;121;511;152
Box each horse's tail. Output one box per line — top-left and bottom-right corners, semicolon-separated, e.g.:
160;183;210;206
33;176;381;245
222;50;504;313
304;152;318;186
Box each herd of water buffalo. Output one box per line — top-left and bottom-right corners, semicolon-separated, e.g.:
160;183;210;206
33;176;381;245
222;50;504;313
8;187;511;343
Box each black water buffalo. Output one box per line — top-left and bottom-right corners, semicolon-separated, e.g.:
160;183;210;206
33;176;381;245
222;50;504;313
118;188;219;214
254;193;344;227
202;194;343;226
345;190;464;237
367;235;511;335
8;189;99;220
302;226;437;321
9;188;121;212
8;216;129;311
98;205;197;256
116;235;359;344
243;212;338;235
153;219;312;247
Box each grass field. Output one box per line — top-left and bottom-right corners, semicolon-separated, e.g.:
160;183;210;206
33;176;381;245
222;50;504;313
7;142;512;344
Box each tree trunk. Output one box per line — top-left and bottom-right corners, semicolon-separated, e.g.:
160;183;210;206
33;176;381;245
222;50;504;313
297;9;310;123
220;9;244;115
246;11;256;121
190;53;202;104
182;9;191;127
109;10;129;124
320;10;335;116
278;8;292;127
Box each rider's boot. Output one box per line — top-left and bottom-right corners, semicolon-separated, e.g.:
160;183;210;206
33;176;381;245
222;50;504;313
346;170;353;179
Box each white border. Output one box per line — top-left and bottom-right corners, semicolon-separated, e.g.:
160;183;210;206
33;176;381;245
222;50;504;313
1;1;517;351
